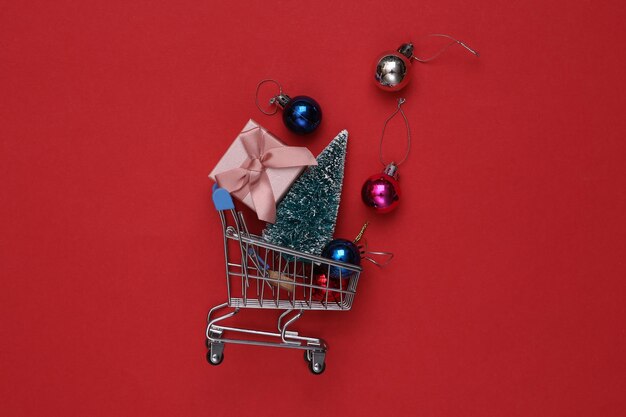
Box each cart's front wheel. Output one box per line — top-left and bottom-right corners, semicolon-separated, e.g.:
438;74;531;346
305;350;326;375
308;360;325;375
206;349;224;366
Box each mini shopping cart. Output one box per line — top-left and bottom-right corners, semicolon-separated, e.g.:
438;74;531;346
205;185;362;374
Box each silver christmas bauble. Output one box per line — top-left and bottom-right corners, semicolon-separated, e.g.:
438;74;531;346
374;43;414;91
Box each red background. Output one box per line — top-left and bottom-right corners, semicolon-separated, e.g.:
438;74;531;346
2;0;626;416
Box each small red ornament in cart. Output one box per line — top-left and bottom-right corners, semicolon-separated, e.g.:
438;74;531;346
374;33;479;91
361;98;412;213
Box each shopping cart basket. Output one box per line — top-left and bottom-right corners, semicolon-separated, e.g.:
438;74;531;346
205;185;363;374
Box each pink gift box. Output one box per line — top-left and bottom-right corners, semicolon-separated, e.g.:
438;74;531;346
209;119;314;221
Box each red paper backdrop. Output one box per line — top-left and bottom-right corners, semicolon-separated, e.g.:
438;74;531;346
2;1;626;416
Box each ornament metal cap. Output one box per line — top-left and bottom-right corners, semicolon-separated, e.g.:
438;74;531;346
397;43;414;59
383;162;399;179
270;93;291;109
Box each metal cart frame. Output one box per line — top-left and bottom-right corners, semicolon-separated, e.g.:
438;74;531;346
205;185;362;374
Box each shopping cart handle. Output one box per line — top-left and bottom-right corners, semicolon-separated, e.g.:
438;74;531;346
212;184;235;211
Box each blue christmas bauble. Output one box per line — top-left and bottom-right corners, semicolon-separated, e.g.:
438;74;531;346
321;239;361;279
282;96;322;135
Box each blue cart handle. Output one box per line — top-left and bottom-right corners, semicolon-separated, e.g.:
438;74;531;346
212;184;235;211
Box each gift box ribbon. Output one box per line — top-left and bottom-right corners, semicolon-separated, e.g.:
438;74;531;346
215;126;317;223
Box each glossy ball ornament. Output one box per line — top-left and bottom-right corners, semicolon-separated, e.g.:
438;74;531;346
321;238;361;279
313;273;329;298
374;43;414;91
312;273;335;301
361;163;401;213
279;95;322;135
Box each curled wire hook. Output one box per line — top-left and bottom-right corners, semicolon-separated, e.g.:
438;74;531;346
412;34;480;63
255;79;283;115
357;240;394;267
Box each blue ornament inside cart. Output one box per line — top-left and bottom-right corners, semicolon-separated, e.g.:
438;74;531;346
255;79;323;135
321;238;361;279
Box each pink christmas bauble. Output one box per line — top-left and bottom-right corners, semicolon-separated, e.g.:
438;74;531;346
361;172;401;213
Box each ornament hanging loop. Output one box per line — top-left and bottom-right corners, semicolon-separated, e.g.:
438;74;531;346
255;79;284;115
411;33;480;63
357;240;394;267
363;251;394;267
379;98;411;167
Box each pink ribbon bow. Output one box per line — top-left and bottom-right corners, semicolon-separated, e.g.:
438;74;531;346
215;127;317;223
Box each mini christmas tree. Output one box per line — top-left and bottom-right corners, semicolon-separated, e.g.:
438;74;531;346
262;130;348;255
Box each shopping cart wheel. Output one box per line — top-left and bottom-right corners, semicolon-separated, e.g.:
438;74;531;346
306;350;326;375
207;341;225;366
308;360;325;375
206;349;224;366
